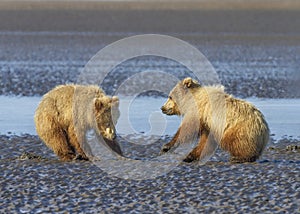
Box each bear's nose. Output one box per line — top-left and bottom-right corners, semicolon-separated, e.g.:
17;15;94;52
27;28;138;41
160;106;164;110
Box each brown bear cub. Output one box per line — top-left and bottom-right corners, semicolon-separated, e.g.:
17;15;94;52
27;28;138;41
160;77;269;163
34;85;121;161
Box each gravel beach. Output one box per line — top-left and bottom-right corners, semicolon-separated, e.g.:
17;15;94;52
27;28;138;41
0;1;299;213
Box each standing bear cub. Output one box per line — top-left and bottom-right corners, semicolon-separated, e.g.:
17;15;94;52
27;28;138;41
160;77;269;163
34;84;121;161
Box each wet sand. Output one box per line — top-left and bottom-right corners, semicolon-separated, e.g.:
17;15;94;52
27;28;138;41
0;1;299;213
0;134;299;213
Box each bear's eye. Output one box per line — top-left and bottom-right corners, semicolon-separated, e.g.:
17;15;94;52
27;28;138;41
168;96;172;100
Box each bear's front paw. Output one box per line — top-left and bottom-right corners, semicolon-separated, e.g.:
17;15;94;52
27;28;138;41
183;153;196;163
74;154;89;161
159;144;172;155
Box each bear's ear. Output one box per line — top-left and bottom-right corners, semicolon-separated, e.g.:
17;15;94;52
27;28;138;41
182;77;199;89
112;96;119;107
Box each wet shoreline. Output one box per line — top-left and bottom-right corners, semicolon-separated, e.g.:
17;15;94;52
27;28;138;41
0;95;299;141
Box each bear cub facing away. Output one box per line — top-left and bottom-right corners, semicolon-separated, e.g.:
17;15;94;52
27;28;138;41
34;84;121;161
160;77;269;163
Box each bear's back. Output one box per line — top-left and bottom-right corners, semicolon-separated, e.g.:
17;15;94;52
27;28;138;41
44;84;105;108
195;86;268;135
225;96;265;124
44;85;75;116
36;84;105;125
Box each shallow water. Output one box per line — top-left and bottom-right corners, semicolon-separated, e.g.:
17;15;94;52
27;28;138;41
0;96;299;140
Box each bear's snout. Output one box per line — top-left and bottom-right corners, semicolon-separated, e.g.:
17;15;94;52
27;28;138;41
161;106;167;114
161;105;173;115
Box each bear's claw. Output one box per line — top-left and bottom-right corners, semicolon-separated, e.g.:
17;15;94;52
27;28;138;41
74;154;89;161
159;144;171;155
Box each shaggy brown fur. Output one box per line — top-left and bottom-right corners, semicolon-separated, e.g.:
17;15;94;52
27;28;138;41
161;77;269;163
34;84;121;161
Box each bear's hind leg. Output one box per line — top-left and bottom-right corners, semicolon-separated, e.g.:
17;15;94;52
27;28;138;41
35;104;76;161
48;129;76;161
40;126;76;161
223;138;259;163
